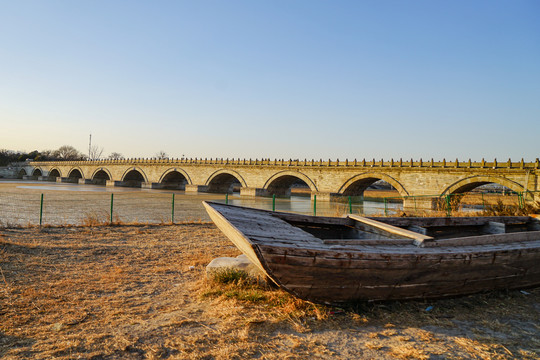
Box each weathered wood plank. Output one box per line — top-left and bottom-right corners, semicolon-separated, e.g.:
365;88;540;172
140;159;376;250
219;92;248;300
257;242;540;260
408;225;428;235
424;231;540;247
370;216;531;227
283;273;540;302
259;247;540;270
348;214;434;245
323;239;414;246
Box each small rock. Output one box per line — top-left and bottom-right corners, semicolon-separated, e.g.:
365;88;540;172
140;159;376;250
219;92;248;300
51;322;64;332
188;265;195;271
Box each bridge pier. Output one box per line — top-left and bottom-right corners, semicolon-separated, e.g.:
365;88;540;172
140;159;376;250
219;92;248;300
38;176;55;181
57;177;78;184
22;175;38;180
240;187;268;197
141;182;164;189
106;180;126;187
78;179;93;185
310;192;341;201
185;185;208;193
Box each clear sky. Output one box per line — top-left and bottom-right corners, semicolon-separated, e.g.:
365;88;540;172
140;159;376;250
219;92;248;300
1;1;539;161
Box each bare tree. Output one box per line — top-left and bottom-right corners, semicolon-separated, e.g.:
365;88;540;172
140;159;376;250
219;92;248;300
53;145;85;160
108;152;125;160
156;151;168;160
88;145;104;160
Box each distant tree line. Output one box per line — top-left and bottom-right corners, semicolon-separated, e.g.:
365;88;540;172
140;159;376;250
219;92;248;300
0;146;127;166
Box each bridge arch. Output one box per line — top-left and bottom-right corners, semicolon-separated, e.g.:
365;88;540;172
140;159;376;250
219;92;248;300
17;168;27;178
441;175;525;195
121;167;148;187
32;168;43;177
338;172;409;197
91;168;112;185
159;168;192;190
68;167;84;179
205;169;247;193
48;168;62;178
263;171;318;197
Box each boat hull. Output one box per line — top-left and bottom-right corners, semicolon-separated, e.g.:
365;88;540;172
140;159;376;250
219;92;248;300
203;201;540;304
257;243;540;303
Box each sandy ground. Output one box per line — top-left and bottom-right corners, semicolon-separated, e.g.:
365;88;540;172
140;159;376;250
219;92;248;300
1;223;539;359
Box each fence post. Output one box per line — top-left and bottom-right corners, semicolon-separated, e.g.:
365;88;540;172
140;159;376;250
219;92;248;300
313;195;317;216
110;193;114;224
272;194;275;211
39;193;44;226
171;193;175;223
445;195;451;217
348;196;352;214
482;192;485;208
226;193;229;205
518;192;524;209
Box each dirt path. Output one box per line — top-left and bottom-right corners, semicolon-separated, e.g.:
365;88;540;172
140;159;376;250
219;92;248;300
1;224;539;359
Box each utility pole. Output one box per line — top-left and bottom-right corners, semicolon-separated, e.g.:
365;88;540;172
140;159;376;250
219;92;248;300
88;134;92;160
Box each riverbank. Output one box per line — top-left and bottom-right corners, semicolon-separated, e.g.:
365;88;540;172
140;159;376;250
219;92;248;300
1;223;539;359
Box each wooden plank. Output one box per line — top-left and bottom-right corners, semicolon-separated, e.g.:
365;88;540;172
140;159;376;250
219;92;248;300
237;228;317;242
323;239;414;246
208;201;351;226
259;248;540;270
348;214;434;246
352;222;412;240
408;225;428;235
267;262;540;303
273;212;352;226
370;216;531;227
283;273;540;303
424;231;540;247
257;241;540;260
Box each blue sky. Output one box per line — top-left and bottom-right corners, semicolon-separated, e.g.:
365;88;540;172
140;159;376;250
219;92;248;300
1;1;539;161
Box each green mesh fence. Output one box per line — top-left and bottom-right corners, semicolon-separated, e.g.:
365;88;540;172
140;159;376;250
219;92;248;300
0;190;537;227
0;192;213;226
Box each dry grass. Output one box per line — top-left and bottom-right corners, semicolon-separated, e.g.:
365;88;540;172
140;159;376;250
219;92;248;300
481;200;540;216
1;224;539;359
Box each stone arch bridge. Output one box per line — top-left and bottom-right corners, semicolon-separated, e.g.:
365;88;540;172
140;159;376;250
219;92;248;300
21;158;540;209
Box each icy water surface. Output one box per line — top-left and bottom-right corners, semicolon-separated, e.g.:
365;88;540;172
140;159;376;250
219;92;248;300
0;180;399;226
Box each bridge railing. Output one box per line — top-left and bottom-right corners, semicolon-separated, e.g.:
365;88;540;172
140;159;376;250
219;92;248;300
29;157;540;169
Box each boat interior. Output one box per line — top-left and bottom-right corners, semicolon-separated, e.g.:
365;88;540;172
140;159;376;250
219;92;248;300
272;211;540;247
205;201;540;248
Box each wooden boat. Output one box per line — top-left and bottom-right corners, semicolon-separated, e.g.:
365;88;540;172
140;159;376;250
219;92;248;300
203;201;540;304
